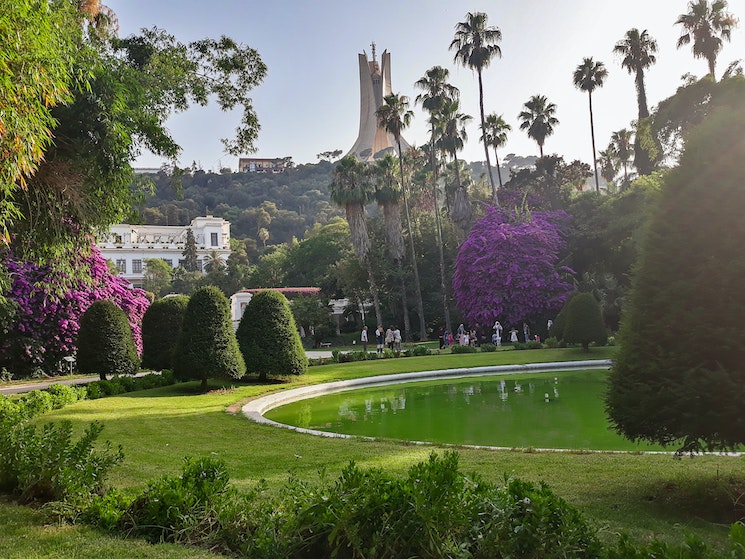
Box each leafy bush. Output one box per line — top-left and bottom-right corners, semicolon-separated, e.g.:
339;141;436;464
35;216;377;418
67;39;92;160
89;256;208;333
16;389;53;417
121;456;232;543
545;336;560;348
404;345;432;357
173;286;245;391
0;420;123;504
282;451;602;559
77;300;140;380
479;343;498;352
451;344;477;354
44;384;85;408
237;290;307;381
141;295;189;371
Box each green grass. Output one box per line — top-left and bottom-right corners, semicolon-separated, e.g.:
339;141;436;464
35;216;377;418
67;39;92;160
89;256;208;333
5;346;745;556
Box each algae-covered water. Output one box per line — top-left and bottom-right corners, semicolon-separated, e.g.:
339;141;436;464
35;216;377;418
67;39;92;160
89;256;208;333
264;370;664;451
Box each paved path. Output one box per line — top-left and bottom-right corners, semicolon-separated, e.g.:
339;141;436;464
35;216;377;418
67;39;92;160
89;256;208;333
0;351;336;395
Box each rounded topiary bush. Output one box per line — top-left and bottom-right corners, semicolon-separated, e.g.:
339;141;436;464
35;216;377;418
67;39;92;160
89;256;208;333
173;286;245;391
561;292;607;351
237;290;307;381
77;300;140;380
141;295;189;371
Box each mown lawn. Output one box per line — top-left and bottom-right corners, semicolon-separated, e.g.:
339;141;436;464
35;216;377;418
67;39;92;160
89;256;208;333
3;346;744;557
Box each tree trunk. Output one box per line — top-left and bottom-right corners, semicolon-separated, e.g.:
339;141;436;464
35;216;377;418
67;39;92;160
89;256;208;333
432;132;451;333
493;147;504;189
397;144;427;341
588;91;599;193
478;71;498;206
396;259;411;340
365;258;383;328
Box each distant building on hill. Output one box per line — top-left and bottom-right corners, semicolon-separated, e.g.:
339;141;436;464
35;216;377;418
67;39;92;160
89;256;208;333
97;216;231;289
238;157;292;173
346;43;410;162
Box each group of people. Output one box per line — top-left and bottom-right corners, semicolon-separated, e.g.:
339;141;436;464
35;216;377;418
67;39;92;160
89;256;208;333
437;320;540;349
361;325;402;354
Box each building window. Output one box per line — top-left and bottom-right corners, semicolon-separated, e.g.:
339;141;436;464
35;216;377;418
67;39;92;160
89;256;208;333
210;232;218;246
116;259;126;274
132;260;143;273
196;259;203;271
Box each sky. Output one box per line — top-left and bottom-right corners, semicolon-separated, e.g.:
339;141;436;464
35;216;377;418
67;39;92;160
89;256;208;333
104;0;745;172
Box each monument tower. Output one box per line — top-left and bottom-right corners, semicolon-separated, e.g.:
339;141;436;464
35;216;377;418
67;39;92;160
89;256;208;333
347;43;411;162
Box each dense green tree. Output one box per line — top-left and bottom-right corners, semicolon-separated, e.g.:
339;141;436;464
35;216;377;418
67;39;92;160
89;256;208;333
236;290;306;380
77;300;140;380
182;229;199;272
450;11;502;204
9;2;266;279
675;0;738;80
614;28;658;174
376;94;426;341
573;58;608;193
141;295;189;370
290;296;336;348
143;258;173;297
607;95;745;453
173;286;245;391
559;292;607;351
518;95;559;158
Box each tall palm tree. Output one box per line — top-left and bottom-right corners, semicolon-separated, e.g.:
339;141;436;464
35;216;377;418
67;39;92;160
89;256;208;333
573;58;608;193
518;95;559;158
373;154;411;340
675;0;739;80
450;11;502;206
415;66;459;333
434;99;473;232
609;129;634;188
614;28;658;175
329;156;382;326
480;113;511;189
376;93;426;341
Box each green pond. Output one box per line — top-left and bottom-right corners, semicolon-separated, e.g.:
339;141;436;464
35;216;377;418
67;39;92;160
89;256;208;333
264;370;665;451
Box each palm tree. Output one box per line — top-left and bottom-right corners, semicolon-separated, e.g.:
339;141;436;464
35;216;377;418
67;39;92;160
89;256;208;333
573;58;608;193
598;148;619;190
675;0;739;80
203;250;226;273
376;93;427;341
450;11;502;205
329;156;382;326
518;95;559;158
434;99;473;232
415;66;459;333
614;28;658;175
481;113;511;189
373;154;411;340
609;129;634;187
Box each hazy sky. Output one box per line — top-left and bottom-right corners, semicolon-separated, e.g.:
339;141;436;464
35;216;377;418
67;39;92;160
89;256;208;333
104;0;745;172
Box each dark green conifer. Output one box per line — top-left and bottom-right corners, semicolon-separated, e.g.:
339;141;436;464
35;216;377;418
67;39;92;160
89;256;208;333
77;300;139;380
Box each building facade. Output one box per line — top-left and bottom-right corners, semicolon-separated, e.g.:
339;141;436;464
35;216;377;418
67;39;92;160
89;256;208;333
97;216;231;288
237;157;292;173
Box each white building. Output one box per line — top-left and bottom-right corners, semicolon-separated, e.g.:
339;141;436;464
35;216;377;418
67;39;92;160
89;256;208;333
97;216;231;288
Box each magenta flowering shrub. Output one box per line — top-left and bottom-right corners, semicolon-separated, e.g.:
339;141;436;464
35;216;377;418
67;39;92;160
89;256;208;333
1;245;149;376
452;207;574;327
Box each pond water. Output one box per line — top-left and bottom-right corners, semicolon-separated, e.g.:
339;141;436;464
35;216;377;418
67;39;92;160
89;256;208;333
264;370;664;451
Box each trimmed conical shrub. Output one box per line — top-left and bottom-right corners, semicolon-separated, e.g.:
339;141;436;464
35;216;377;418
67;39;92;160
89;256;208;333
173;286;245;391
607;88;745;453
561;292;607;351
77;300;139;380
141;295;189;371
237;290;307;381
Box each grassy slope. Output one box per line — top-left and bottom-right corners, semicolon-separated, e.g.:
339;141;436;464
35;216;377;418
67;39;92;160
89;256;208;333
3;347;743;556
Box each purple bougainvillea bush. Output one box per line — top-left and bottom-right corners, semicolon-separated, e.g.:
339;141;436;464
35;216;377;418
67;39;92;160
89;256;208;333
1;245;149;376
453;206;574;328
